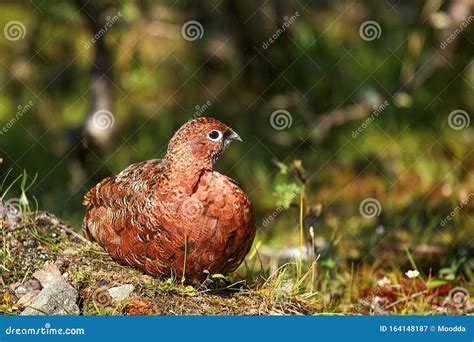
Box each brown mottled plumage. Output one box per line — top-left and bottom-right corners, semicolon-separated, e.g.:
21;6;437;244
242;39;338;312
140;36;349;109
83;118;255;280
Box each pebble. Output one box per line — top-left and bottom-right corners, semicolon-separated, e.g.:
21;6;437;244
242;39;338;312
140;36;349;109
10;279;42;297
95;279;108;287
33;263;63;288
108;284;135;302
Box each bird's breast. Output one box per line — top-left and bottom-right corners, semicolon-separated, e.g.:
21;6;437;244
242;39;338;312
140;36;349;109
151;171;254;275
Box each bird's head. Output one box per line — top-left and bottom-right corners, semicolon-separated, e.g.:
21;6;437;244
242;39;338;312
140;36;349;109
165;117;242;173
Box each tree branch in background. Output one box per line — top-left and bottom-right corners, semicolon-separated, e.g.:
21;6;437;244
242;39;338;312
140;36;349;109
65;1;116;189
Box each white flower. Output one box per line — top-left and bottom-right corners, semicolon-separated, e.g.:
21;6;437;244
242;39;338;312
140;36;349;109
376;276;391;287
405;270;420;279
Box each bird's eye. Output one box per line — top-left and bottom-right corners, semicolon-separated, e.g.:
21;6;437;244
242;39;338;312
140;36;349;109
206;130;222;142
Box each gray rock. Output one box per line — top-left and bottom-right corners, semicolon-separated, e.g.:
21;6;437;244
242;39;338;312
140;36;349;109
33;263;62;288
21;280;79;315
108;284;135;302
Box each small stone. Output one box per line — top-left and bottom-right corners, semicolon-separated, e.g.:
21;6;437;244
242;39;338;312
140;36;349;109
8;282;21;294
21;280;79;315
108;284;135;302
26;279;42;290
95;279;108;287
16;291;40;307
33;263;62;288
10;279;42;297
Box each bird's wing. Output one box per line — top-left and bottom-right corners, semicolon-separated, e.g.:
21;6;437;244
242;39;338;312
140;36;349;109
82;159;166;245
83;159;165;209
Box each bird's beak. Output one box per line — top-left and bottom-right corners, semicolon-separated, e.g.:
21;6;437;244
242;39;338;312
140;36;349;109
226;129;242;142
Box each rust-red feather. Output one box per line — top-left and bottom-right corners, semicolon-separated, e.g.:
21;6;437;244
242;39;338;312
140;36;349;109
83;118;255;280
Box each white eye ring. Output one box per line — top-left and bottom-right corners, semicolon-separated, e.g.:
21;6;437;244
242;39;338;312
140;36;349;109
206;130;223;142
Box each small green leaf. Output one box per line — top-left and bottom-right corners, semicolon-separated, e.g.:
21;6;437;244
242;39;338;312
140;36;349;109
211;273;226;280
275;183;301;209
184;285;196;296
426;279;450;289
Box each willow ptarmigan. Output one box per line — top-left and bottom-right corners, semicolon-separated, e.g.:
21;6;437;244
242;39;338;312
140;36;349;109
83;117;255;280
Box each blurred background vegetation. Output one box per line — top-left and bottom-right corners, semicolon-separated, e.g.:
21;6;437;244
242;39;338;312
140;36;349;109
0;0;473;283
